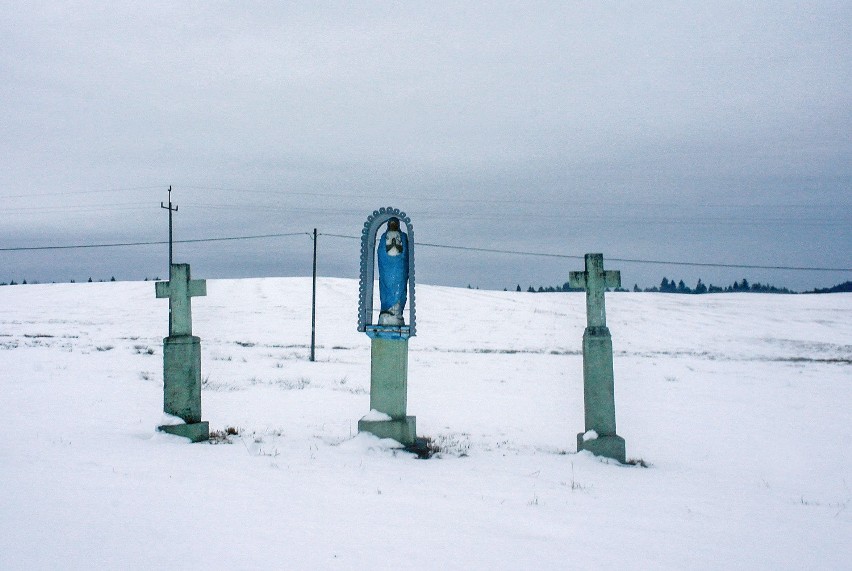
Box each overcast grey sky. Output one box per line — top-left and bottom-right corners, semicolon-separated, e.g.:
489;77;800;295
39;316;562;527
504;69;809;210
1;2;849;291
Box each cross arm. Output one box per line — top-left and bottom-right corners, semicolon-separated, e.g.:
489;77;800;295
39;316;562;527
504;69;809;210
155;279;205;299
188;280;207;297
568;271;587;290
604;270;621;289
155;281;170;298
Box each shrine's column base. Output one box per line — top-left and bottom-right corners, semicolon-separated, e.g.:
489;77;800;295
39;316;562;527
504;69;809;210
369;336;408;417
359;333;417;446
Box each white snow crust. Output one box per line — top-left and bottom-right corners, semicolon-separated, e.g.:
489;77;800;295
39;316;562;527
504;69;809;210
362;409;393;422
0;278;850;569
159;413;186;426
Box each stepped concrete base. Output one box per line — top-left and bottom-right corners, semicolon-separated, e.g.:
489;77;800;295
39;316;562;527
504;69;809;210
577;433;625;463
359;416;416;446
159;421;210;443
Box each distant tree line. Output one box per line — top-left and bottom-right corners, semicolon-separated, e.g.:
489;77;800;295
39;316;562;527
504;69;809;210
0;276;120;286
516;278;851;295
511;282;586;293
641;277;793;294
1;276;848;294
807;281;852;294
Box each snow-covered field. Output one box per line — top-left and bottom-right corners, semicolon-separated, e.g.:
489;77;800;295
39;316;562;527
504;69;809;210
1;278;850;569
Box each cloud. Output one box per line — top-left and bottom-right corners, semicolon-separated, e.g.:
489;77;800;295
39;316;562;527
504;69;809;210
0;2;849;289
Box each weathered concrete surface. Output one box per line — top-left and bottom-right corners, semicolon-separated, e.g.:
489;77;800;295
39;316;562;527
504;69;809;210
575;326;626;462
159;421;210;443
359;336;417;445
570;253;626;463
154;263;209;443
581;327;618;436
162;335;203;424
569;253;620;328
358;417;416;446
369;337;409;418
576;433;626;463
155;263;206;337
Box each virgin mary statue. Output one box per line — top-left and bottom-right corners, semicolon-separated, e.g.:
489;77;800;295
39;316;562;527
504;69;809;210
377;217;408;326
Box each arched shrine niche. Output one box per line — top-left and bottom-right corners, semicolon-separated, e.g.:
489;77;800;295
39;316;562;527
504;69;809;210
358;207;416;338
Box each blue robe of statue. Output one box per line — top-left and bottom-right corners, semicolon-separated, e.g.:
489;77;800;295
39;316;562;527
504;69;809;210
377;229;408;319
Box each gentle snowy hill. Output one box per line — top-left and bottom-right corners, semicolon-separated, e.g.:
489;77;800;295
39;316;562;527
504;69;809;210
1;278;850;569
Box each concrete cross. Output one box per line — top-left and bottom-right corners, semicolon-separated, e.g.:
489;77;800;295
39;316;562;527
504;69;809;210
155;263;206;337
569;253;626;463
569;253;621;328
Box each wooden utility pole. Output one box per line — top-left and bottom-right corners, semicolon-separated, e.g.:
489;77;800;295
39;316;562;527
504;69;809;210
160;186;178;269
310;228;317;362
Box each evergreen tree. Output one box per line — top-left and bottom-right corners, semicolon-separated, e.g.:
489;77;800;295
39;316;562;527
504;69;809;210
809;281;852;294
660;277;679;293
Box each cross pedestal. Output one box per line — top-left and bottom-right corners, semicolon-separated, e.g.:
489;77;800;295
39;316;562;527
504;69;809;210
569;253;626;463
358;327;416;445
155;263;209;442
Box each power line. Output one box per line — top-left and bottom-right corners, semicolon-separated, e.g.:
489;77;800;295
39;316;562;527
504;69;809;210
1;202;151;212
183;203;848;225
178;185;848;209
4;198;847;229
8;183;842;210
603;257;849;272
2;186;164;199
319;233;852;272
0;232;311;252
1;230;849;273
